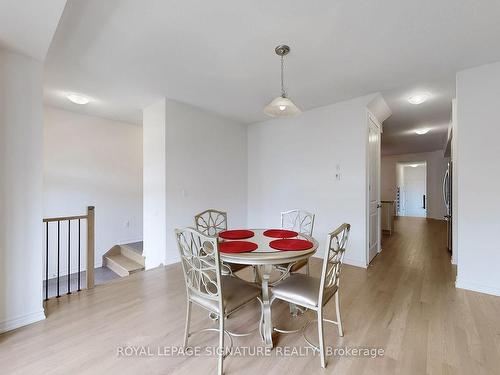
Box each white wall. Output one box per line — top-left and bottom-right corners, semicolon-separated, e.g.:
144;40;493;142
143;99;167;269
0;48;45;333
143;99;248;266
43;107;143;275
381;151;449;220
247;94;378;268
455;61;500;296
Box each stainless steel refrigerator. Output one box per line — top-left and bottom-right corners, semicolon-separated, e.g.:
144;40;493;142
443;162;452;252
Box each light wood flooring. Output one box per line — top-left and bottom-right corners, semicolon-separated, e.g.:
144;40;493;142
1;217;500;374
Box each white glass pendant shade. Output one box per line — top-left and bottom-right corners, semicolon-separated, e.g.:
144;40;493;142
264;44;301;118
263;96;302;117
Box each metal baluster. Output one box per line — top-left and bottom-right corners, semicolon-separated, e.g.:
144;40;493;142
57;220;60;298
45;222;49;301
67;220;71;295
78;219;81;292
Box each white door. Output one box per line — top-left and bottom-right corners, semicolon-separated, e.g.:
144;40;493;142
404;165;426;217
368;116;381;264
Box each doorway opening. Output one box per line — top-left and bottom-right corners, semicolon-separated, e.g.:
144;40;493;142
396;162;427;217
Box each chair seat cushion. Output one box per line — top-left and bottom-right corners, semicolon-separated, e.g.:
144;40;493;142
190;275;260;315
271;274;337;309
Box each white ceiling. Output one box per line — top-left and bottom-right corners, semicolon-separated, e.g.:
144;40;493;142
44;0;500;152
381;79;455;155
0;0;67;61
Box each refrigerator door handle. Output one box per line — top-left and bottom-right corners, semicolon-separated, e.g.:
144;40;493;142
443;169;449;209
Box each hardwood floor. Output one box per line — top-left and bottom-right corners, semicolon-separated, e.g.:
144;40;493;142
1;217;500;374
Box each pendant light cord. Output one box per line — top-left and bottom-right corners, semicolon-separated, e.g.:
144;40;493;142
281;55;286;97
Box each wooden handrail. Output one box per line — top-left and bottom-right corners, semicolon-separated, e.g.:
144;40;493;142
43;214;88;223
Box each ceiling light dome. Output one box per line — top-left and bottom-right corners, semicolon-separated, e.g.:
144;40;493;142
67;93;91;105
415;128;430;135
264;45;301;118
408;93;430;105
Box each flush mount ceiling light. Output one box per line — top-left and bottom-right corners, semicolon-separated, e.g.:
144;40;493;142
264;45;301;118
415;128;430;135
67;93;91;105
409;164;420;168
408;93;430;105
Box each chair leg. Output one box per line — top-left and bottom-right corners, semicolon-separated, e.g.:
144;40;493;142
317;309;326;368
335;291;344;337
288;263;304;316
184;301;192;347
289;303;299;316
218;315;224;375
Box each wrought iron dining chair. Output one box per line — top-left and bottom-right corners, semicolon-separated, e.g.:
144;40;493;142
194;209;249;274
270;223;351;368
276;209;315;275
176;227;261;375
194;209;228;236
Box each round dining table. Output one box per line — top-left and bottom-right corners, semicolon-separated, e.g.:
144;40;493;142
218;228;319;348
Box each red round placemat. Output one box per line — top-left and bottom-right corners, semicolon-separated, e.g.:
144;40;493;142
219;229;254;240
219;241;258;253
263;229;298;238
269;239;313;251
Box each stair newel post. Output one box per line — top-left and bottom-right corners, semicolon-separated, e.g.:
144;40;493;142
86;206;95;289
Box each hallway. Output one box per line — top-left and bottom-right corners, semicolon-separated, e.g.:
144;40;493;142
1;218;499;374
366;217;500;374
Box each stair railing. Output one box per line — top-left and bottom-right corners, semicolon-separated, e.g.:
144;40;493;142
43;206;95;300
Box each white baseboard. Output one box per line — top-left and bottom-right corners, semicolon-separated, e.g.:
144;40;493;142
311;251;324;259
456;279;500;297
164;255;180;266
0;310;46;334
312;253;367;269
343;257;368;269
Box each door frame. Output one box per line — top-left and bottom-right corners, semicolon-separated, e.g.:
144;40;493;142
366;110;382;266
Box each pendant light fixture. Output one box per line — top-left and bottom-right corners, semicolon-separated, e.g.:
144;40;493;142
263;44;301;118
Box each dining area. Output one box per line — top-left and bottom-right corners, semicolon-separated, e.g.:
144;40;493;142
176;209;350;375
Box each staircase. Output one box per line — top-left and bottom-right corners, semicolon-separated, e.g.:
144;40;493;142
103;241;144;277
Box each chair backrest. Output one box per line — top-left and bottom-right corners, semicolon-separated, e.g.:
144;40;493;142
281;209;315;236
175;227;223;309
194;209;228;236
318;223;351;306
